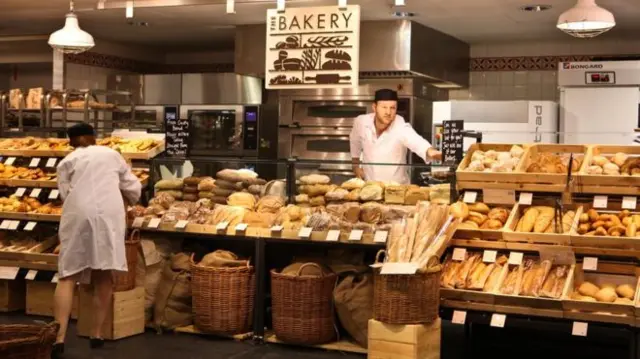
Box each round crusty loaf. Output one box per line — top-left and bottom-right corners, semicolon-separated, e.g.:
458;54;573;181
183;185;199;194
216;169;243;182
227;192;257;210
183;176;202;186
215;179;243;191
212;187;234;197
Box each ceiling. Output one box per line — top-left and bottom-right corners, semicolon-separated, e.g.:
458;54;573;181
0;0;639;50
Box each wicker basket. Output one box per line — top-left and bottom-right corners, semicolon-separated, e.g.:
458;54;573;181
373;251;441;324
0;322;58;359
113;229;141;292
191;256;255;335
270;263;337;345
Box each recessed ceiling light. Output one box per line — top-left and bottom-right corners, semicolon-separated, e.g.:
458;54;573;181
392;11;416;17
520;4;552;12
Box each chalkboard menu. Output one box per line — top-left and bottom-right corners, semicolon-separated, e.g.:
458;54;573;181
165;108;189;157
442;120;464;164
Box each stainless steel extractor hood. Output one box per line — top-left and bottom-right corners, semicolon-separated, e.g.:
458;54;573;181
235;20;469;87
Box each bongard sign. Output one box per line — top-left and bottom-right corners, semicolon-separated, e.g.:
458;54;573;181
562;63;604;70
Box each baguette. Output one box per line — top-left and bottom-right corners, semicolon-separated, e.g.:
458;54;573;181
454;254;481;289
483;264;503;292
468;263;495;290
501;266;520;294
531;260;553;297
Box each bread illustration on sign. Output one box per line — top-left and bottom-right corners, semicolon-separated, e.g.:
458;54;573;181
304;36;348;48
301;48;322;70
273;50;303;71
275;35;301;49
322;50;352;70
270;75;303;85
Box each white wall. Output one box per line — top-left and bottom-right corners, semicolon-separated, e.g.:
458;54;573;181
164;50;234;65
9;63;53;89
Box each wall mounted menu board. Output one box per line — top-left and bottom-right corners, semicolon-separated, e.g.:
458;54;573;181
265;5;361;89
165;110;190;157
442;120;464;164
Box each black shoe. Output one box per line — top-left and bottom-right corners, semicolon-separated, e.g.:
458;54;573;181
51;343;64;359
90;338;105;349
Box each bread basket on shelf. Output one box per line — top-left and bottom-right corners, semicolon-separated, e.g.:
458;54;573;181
113;229;142;292
0;322;58;359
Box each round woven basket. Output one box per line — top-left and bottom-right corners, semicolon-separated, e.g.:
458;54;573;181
113;229;141;292
270;263;337;345
191;256;255;335
0;322;58;359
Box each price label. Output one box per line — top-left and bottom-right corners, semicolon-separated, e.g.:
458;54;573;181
30;188;42;198
326;230;341;242
24;221;37;231
298;227;312;239
25;270;37;281
508;252;523;265
51;274;59;284
572;322;588;337
349;229;363;241
593;195;608;209
49;190;60;200
0;266;19;280
463;191;478;203
235;223;248;232
452;310;467;325
45;158;57;168
4;157;15;165
0;220;10;230
29;158;40;167
519;192;533;205
175;220;189;229
271;225;283;233
14;188;26;197
216;221;229;232
583;257;598;271
452;248;467;261
483;250;497;263
8;221;19;231
147;218;161;229
131;217;144;228
374;230;388;243
490;313;506;328
622;196;637;210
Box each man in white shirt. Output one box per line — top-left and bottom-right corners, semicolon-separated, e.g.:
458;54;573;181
350;89;441;184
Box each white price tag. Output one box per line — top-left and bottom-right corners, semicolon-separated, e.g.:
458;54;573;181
349;229;363;241
508;252;523;266
45;158;57;168
452;248;467;261
0;220;10;230
463;191;478;203
175;220;189;229
622;196;637;210
0;266;19;280
51;274;59;284
8;221;19;231
572;322;588;337
271;225;283;233
147;218;161;229
131;217;144;228
374;230;388;243
490;313;506;328
583;257;598;271
483;250;497;263
30;188;42;198
216;221;229;232
14;188;26;197
29;158;40;167
593;195;608;209
326;230;341;242
235;223;248;232
298;227;312;239
519;192;533;205
452;310;467;325
49;189;60;200
4;157;15;165
24;221;36;231
25;270;37;281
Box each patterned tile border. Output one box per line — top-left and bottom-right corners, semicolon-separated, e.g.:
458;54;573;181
471;54;640;71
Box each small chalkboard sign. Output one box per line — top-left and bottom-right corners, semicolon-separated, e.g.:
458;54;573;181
165;109;190;157
442;120;464;165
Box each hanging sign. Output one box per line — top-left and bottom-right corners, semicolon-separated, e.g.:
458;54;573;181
442;120;464;165
165;107;189;157
265;5;361;89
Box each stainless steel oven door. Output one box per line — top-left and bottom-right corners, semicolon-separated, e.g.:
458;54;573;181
180;105;244;156
292;101;370;127
290;128;353;177
113;106;164;131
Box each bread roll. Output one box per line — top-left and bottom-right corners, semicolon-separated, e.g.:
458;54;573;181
459;221;479;230
594;287;617;303
197;177;215;191
616;284;635;299
450;202;469;220
521;207;539;232
309;196;326;207
481;219;504;230
341;178;365;190
468;202;490;214
360;184;383;201
578;282;599;297
613;152;629;167
227;192;256;210
488;207;509;224
346;189;361;202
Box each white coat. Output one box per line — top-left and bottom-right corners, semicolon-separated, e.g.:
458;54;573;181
56;145;141;278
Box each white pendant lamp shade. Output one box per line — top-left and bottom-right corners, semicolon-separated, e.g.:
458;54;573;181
48;13;95;54
557;0;615;38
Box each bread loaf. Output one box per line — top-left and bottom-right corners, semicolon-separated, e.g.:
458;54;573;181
212;187;234;197
256;196;285;214
521;207;539;232
345;189;361;202
616;284;635;299
578;282;599;297
360;202;383;224
360;184;383;201
299;174;331;185
227;192;256;210
450;202;469;220
197;177;215;191
309;196;326;207
468;202;490;214
183;176;201;186
404;187;429;205
341;178;365;190
215;179;243;191
384;185;407;204
594;287;617;303
155;179;184;190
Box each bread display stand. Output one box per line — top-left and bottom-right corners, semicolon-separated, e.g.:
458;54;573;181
502;202;577;246
517;144;588;185
575;145;640;195
456;144;524;185
570;205;640;250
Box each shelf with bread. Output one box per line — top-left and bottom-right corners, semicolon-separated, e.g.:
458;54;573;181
0;165;149;188
0;224;59;271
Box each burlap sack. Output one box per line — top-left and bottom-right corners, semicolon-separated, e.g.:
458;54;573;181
153;253;192;330
333;273;373;348
281;262;332;277
144;260;165;324
199;250;248;268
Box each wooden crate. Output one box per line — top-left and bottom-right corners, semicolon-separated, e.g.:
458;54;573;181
516;144;588;185
570;205;640;250
0;278;25;312
502;202;577;245
368;319;441;359
576;145;640;188
26;281;78;319
77;286;144;340
456;143;525;184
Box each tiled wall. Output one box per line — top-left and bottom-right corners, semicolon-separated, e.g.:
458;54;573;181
450;70;558;101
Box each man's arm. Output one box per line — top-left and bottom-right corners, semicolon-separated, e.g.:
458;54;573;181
400;124;442;162
56;162;71;201
116;154;142;206
349;119;365;178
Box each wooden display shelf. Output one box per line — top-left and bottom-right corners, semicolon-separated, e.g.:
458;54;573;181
0;141;164;160
174;325;252;340
0;179;58;188
457;181;567;193
0;212;60;222
264;331;367;355
517;144;588;186
501;202;577;246
577;145;640;187
442;299;564;320
0;258;57;271
456;144;525;184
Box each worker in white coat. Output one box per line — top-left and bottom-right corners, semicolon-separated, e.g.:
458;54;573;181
350;89;442;184
52;123;141;358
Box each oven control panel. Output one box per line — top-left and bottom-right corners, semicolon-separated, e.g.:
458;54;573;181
586;71;615;85
243;106;258;150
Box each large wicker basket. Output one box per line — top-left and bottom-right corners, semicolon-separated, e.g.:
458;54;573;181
270;263;337;345
191;256;255;335
113;229;141;292
0;322;58;359
373;251;441;324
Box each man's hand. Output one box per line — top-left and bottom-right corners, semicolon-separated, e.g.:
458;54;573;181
427;147;442;161
354;167;365;179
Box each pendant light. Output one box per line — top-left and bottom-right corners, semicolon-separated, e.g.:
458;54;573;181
557;0;615;38
48;0;95;54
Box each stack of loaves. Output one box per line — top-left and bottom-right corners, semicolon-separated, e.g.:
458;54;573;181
182;176;202;202
155;179;184;200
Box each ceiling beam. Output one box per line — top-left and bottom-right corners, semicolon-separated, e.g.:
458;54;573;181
76;0;274;11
